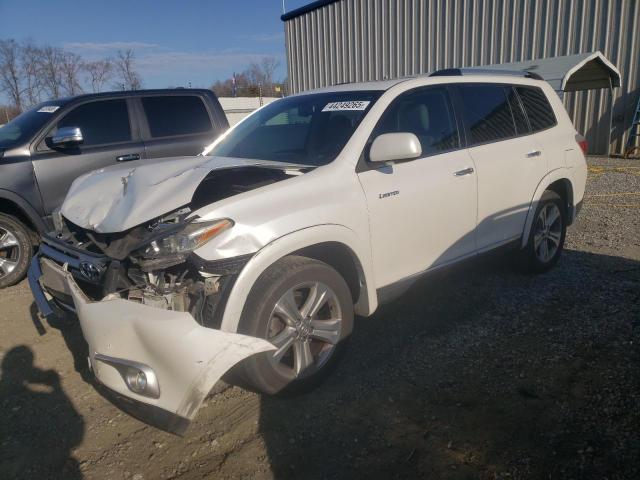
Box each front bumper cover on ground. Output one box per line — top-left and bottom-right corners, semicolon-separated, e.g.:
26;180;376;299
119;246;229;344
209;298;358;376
28;256;275;434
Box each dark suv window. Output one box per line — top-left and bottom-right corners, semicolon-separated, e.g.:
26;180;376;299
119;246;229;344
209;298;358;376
374;86;459;155
457;84;516;146
57;99;131;146
142;96;212;138
516;86;557;132
506;87;530;135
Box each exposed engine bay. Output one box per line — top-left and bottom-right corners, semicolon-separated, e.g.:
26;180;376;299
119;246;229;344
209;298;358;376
43;165;306;328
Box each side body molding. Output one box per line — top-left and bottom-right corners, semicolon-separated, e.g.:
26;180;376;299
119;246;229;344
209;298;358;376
219;224;378;333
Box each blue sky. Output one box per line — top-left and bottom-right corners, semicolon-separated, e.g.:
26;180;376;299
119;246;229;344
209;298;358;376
0;0;311;91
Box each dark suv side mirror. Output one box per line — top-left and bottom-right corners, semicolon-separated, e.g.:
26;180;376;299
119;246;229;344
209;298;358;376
49;126;84;148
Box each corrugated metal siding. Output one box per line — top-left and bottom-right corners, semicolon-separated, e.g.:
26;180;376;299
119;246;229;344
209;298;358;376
284;0;640;155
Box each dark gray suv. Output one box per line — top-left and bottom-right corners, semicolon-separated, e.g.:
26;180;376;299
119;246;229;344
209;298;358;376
0;89;228;288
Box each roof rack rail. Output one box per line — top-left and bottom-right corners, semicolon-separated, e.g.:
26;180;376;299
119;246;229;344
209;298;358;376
429;68;544;80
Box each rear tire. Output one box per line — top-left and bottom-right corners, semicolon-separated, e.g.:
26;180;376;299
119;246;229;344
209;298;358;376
520;191;566;273
0;213;33;288
237;255;354;395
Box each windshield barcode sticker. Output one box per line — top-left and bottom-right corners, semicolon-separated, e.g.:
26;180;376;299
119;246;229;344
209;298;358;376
37;106;59;113
322;101;370;112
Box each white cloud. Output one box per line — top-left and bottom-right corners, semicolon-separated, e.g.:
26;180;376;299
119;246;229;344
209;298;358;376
63;41;160;53
136;51;282;75
237;32;285;43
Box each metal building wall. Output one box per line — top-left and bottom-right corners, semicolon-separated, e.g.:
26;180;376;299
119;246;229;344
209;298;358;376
284;0;639;155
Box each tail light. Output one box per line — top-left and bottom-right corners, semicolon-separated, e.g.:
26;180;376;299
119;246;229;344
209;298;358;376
575;134;588;155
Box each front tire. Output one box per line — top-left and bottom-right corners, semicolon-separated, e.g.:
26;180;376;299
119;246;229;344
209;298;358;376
0;214;33;288
237;255;354;394
521;191;566;273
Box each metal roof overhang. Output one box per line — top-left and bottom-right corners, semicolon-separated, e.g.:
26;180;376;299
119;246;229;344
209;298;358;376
466;51;621;92
281;0;340;21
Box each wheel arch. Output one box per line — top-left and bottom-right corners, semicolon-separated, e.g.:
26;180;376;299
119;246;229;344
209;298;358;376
0;190;46;241
521;170;575;249
219;225;377;333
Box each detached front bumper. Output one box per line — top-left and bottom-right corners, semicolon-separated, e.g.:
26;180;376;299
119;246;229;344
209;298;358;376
28;256;274;434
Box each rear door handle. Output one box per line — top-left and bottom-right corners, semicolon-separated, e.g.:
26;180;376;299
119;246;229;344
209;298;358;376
116;153;141;162
453;167;474;177
526;150;541;158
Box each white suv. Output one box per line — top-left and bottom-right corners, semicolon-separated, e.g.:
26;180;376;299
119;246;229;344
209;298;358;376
30;71;587;433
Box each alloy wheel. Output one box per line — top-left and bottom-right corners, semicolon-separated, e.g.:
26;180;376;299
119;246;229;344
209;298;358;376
267;281;342;379
0;227;21;279
533;203;562;263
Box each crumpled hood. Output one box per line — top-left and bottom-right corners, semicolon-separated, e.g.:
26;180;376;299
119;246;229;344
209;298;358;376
61;155;303;233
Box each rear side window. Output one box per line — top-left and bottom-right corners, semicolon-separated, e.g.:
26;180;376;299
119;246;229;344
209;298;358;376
516;86;557;132
457;84;516;145
57;99;131;146
142;96;212;138
374;86;459;155
506;87;530;135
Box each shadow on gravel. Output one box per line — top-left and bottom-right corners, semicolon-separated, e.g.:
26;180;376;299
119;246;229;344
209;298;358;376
29;303;93;383
257;249;640;479
0;345;84;480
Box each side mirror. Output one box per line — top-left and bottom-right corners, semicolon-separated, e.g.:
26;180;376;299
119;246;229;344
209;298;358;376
369;132;422;163
49;126;83;148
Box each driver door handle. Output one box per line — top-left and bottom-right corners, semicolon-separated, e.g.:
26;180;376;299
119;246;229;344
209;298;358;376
116;153;140;162
453;167;475;177
526;150;542;158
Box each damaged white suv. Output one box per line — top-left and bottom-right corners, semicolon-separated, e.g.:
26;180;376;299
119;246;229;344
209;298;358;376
29;70;587;433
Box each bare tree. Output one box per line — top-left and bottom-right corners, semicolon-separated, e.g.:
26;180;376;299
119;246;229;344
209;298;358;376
38;46;65;99
0;39;24;111
60;51;83;96
84;58;113;92
21;42;42;107
246;56;280;87
114;49;142;90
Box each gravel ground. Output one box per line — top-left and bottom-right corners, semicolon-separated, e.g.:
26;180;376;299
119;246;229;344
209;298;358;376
1;156;639;479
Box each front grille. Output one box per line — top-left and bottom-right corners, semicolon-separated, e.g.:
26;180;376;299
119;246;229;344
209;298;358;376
41;235;109;286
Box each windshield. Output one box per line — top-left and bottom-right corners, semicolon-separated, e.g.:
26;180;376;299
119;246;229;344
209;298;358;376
0;101;63;149
206;91;382;166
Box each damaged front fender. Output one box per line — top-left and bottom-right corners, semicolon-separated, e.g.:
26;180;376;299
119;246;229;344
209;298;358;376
64;271;275;434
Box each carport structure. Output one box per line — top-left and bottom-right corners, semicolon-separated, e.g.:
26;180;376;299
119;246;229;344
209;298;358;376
465;52;622;155
465;51;621;94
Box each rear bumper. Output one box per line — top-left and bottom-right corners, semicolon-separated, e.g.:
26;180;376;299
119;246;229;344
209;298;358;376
28;255;274;434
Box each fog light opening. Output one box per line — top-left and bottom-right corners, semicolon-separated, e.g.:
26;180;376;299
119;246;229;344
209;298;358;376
126;369;148;393
94;353;161;399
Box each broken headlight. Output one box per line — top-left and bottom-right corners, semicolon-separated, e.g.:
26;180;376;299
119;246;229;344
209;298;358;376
139;218;233;259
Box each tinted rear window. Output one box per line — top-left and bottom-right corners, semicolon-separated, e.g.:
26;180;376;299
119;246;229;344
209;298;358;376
457;84;516;145
516;86;557;132
506;86;530;135
142;96;212;138
58;99;131;146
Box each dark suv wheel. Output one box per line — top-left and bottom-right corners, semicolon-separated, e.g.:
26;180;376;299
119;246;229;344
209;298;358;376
0;213;33;288
521;191;566;273
237;255;354;394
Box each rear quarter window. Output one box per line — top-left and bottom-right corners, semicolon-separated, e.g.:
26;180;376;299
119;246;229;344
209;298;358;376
515;86;557;132
142;95;213;138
